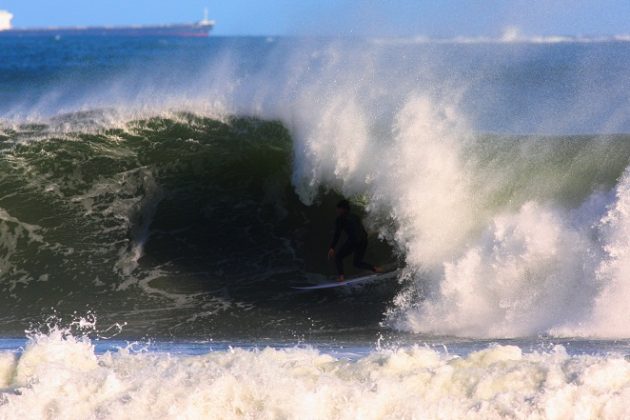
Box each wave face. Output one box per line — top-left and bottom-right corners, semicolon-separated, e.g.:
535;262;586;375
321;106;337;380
0;329;629;419
2;37;630;339
0;114;398;337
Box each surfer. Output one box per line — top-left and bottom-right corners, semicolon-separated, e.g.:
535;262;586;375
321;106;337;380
328;200;382;282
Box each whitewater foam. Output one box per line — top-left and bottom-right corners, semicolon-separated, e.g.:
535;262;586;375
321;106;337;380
0;330;628;419
251;41;630;339
272;54;629;338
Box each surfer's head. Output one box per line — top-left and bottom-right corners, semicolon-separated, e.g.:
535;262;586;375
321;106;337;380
336;199;350;216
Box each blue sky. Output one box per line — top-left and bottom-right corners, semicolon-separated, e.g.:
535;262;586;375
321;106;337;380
1;0;628;37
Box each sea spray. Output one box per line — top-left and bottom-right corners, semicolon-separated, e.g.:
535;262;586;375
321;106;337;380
583;168;630;337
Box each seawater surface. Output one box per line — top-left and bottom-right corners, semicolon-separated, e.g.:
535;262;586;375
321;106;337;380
1;36;630;418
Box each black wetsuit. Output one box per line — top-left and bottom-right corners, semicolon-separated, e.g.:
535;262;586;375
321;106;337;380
330;213;375;276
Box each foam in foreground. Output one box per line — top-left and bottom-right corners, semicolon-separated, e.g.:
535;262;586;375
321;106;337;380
0;330;628;419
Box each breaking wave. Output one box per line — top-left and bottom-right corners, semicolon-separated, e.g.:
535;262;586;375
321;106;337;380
1;37;630;339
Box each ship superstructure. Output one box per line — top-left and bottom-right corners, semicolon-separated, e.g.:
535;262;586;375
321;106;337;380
0;10;13;30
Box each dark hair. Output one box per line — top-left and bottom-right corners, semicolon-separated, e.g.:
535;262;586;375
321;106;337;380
336;199;350;211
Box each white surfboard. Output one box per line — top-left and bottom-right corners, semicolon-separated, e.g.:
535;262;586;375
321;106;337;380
292;269;400;291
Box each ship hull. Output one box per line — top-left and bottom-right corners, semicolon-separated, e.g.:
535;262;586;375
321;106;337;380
0;23;213;38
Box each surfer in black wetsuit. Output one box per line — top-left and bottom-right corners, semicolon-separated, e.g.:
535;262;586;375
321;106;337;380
327;200;382;282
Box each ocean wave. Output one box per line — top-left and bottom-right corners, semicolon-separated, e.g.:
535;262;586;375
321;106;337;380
0;113;398;337
2;38;630;339
2;111;630;339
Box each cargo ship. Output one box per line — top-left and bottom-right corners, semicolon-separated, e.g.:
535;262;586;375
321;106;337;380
0;9;214;37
